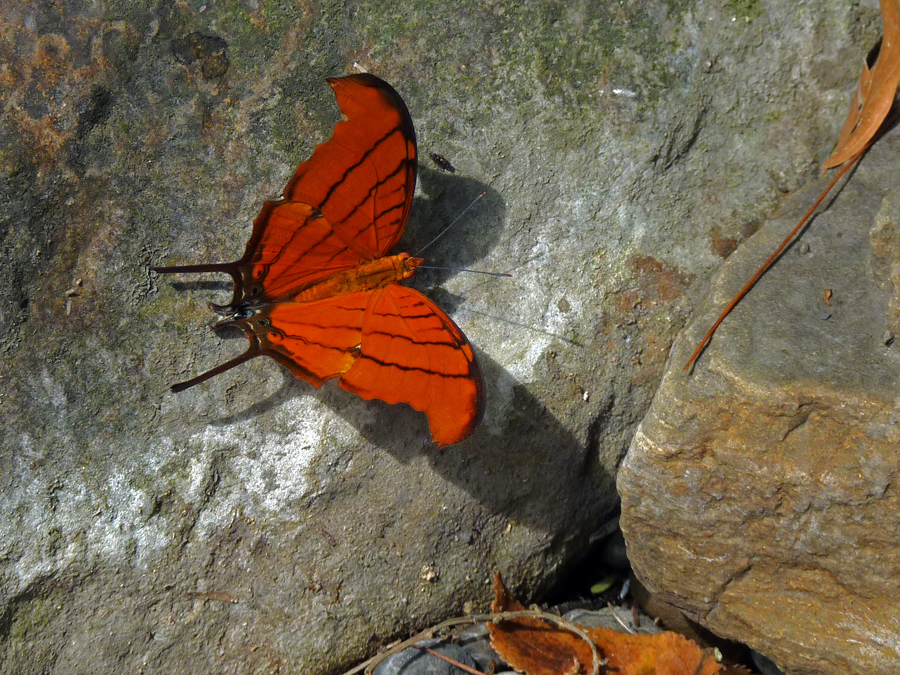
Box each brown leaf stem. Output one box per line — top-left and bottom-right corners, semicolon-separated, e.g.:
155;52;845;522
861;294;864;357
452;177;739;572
684;146;865;371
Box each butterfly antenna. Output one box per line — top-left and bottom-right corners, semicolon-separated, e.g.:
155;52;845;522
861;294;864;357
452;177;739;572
419;266;511;278
415;192;486;256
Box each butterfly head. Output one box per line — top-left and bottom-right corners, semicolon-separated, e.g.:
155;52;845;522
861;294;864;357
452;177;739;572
397;252;425;279
209;301;255;328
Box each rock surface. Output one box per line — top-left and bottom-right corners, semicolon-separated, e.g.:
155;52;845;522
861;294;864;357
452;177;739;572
0;1;882;673
619;126;900;674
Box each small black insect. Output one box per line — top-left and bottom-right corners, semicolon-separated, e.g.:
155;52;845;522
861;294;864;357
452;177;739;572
429;152;456;173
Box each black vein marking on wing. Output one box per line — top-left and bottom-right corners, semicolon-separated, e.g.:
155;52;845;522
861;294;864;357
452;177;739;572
269;307;362;345
261;215;356;275
316;126;412;252
269;325;358;355
357;293;474;379
272;332;358;356
317;122;404;208
254;216;336;275
241;206;365;298
355;351;474;379
266;350;323;384
393;300;449;320
365;329;466;350
332;164;409;249
370;182;409;225
385;293;466;332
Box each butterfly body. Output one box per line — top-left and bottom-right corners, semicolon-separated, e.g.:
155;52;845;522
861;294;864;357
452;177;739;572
152;74;484;447
288;251;424;303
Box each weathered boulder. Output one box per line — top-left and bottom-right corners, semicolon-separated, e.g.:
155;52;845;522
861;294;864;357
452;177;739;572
619;126;900;675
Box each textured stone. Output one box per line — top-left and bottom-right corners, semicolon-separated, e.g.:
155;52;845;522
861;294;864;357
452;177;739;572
0;1;881;673
619;126;900;675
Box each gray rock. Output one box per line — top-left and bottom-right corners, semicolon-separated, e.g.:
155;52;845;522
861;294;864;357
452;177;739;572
0;1;876;673
564;606;663;635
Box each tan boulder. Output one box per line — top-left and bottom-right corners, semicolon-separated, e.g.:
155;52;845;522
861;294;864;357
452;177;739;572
619;130;900;675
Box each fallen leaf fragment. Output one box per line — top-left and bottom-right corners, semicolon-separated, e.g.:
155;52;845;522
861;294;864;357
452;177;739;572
823;0;900;168
488;573;595;675
824;289;833;305
487;573;731;675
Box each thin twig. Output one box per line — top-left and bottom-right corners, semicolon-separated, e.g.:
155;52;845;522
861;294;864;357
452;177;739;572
410;645;487;675
684;145;866;371
690;649;714;675
183;591;238;604
607;602;636;635
339;610;605;675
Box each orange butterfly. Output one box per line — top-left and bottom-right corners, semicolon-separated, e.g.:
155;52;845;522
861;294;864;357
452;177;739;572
152;74;484;447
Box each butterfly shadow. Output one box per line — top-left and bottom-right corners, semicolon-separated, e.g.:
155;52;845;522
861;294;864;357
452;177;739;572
208;343;613;541
376;172;614;535
360;347;616;539
200;327;612;543
402;167;505;275
168;278;228;289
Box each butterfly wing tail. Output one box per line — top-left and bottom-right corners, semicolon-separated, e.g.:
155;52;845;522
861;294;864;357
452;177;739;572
160;286;370;393
169;347;261;392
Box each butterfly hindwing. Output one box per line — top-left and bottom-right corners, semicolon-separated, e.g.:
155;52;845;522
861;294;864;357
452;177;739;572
242;281;485;447
338;285;485;448
255;291;371;386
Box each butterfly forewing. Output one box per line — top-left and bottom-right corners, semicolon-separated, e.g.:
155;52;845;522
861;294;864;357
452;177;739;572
236;201;366;302
285;74;417;258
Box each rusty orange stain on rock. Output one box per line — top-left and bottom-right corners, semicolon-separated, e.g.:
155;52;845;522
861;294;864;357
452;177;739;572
709;224;738;258
631;254;691;304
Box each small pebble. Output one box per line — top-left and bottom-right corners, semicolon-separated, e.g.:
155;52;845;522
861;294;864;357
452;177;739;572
883;330;894;346
818;312;832;321
798;242;810;255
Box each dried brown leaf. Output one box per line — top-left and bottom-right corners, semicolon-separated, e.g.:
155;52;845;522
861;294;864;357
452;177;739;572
488;573;590;675
823;0;900;168
487;573;725;675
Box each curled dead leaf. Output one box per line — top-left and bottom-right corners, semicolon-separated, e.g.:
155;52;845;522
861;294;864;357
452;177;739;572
487;572;728;675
